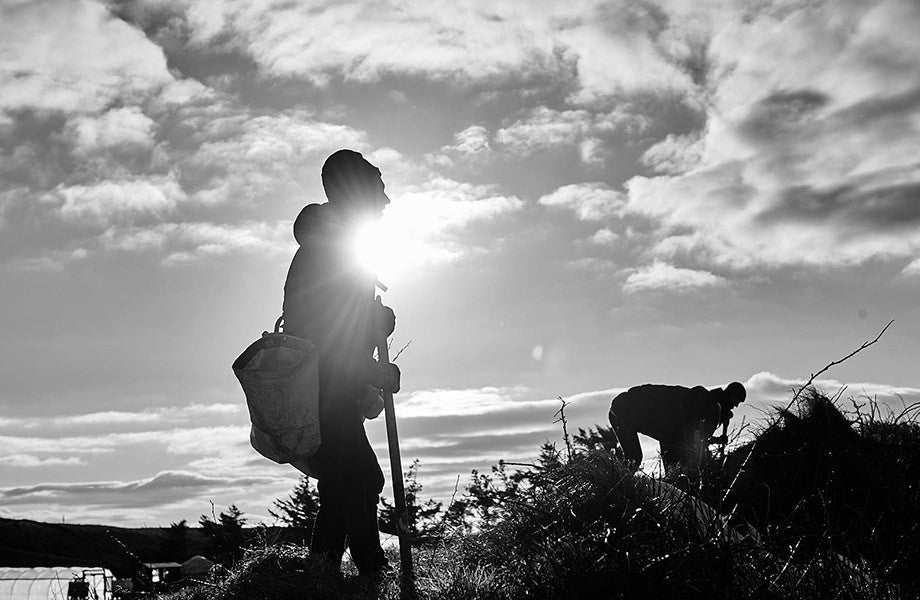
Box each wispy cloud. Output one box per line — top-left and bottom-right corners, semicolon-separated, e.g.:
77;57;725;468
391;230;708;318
0;454;85;468
0;403;241;430
55;175;186;225
623;261;728;294
0;470;282;509
538;183;626;221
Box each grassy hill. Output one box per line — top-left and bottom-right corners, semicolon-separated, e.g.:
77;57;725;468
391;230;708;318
159;389;920;600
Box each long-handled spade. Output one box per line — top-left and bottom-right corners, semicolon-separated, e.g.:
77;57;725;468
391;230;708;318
374;287;414;595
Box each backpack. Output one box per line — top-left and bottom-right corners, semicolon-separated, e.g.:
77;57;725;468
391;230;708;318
232;317;320;472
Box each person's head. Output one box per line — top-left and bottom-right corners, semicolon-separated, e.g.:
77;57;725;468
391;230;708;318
321;149;389;217
724;381;746;409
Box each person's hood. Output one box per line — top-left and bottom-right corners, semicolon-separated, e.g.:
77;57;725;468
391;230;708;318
293;202;333;246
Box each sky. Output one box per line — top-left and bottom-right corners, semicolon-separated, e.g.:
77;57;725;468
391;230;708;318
1;0;919;527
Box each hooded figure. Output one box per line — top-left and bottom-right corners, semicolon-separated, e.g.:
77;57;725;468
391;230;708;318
283;149;398;578
608;382;746;475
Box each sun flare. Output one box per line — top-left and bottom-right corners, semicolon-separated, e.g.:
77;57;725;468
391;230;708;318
349;200;461;285
350;213;418;285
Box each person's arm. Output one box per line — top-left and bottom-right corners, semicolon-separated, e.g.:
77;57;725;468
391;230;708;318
684;388;722;443
706;403;729;445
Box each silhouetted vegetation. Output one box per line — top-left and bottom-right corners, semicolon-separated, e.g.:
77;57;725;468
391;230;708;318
269;477;320;530
378;459;445;543
199;505;247;567
157;387;918;599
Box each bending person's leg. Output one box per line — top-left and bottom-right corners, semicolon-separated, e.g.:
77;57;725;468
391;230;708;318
609;409;643;470
659;438;684;477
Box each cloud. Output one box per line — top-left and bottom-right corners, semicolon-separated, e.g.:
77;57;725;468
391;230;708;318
397;386;540;418
428;125;493;169
371;175;524;279
742;371;920;419
495;106;647;162
622;0;920;273
496;107;594;154
588;228;619;245
97;220;292;264
180;110;369;207
451;126;492;156
0;403;240;431
623;261;727;294
0;454;85;468
538;183;626;221
124;1;701;103
2;248;88;273
901;257;920;278
0;0;173;116
0;470;281;509
66;107;156;153
640;132;704;175
55;174;186;225
0;425;250;457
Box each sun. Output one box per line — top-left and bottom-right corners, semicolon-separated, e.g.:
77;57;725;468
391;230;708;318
350;215;413;285
349;202;453;286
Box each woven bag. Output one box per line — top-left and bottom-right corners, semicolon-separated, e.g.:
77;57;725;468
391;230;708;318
232;318;320;466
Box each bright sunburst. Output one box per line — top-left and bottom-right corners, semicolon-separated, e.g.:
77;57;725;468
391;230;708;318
350;213;416;285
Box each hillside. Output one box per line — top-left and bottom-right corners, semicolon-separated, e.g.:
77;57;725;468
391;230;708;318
0;518;309;577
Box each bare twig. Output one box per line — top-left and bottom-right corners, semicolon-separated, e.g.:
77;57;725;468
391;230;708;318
554;396;573;462
392;339;413;362
789;319;893;405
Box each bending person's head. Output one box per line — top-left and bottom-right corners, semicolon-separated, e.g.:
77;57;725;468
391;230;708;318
322;149;389;216
724;381;746;409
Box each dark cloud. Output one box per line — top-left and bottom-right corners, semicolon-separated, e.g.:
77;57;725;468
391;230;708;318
0;110;73;189
758;182;920;228
824;84;920;130
0;470;279;509
737;89;830;143
408;430;555;460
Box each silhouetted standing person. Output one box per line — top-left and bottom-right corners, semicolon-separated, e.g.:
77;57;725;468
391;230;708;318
283;149;400;578
608;382;746;475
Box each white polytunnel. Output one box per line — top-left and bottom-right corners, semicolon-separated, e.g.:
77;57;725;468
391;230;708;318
0;567;112;600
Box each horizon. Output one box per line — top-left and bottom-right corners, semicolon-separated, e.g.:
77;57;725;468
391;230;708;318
2;0;920;527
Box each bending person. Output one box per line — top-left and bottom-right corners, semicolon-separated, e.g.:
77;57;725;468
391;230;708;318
608;382;746;475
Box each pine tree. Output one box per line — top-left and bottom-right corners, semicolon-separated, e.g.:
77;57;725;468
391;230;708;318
199;504;246;566
269;476;320;529
574;424;620;454
379;460;443;543
162;519;188;560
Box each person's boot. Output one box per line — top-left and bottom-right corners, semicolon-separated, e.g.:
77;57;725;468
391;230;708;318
357;561;395;594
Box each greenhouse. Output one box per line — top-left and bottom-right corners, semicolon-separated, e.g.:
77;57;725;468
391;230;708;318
0;567;112;600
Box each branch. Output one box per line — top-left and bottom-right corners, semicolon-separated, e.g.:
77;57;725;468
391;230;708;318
392;339;413;362
554;396;573;462
789;319;894;405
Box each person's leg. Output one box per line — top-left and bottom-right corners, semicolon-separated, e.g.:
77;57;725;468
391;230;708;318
681;425;712;476
343;427;388;574
609;409;643;470
310;446;347;569
659;439;683;476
